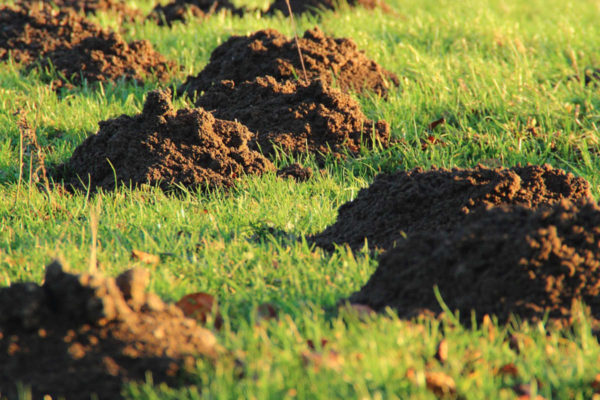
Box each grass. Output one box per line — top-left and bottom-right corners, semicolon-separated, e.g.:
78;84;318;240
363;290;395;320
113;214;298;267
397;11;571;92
1;0;600;398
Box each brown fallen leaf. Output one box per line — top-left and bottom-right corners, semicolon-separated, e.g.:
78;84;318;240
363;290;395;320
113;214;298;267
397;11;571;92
591;373;600;392
420;135;446;150
176;292;223;329
435;339;448;364
425;371;457;398
427;117;446;131
131;249;160;265
496;363;519;378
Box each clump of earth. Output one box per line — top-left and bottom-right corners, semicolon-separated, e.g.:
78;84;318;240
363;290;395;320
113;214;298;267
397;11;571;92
267;0;391;16
15;0;141;21
58;89;274;192
148;0;242;26
0;260;219;400
312;164;592;252
195;76;390;159
349;200;600;324
178;27;399;97
277;163;314;181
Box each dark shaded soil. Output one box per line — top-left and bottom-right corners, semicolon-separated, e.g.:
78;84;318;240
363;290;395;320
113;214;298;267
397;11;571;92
267;0;391;16
15;0;141;21
37;30;177;89
195;76;390;159
277;163;313;181
178;27;399;97
148;0;243;26
58;89;274;192
583;68;600;86
0;3;104;64
0;261;219;400
312;164;592;252
349;200;600;324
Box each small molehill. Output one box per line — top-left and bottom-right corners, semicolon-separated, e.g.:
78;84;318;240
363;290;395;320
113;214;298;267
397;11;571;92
277;163;314;182
267;0;391;16
178;27;399;97
195;76;390;159
312;164;592;252
16;0;141;21
148;0;242;26
59;89;274;192
0;261;219;400
349;200;600;324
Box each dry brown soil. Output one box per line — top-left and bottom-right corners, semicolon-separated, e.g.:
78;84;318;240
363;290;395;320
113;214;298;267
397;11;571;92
148;0;242;26
0;261;219;400
195;76;390;159
267;0;391;16
277;163;314;181
178;27;399;97
16;0;141;21
349;200;600;324
312;164;592;252
58;90;274;192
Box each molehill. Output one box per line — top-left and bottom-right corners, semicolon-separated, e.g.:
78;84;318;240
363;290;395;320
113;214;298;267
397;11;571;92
267;0;391;16
148;0;242;26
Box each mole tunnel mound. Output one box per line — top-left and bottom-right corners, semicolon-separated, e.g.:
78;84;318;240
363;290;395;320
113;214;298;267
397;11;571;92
15;0;141;21
0;261;219;400
349;200;600;325
267;0;392;16
58;89;274;192
178;27;399;98
195;76;390;160
311;164;592;252
148;0;243;26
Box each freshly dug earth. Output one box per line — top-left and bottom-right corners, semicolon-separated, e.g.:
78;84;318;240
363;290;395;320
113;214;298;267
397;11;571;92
15;0;141;21
179;27;399;97
267;0;391;16
0;261;219;400
38;29;177;89
312;164;592;252
0;3;103;64
59;90;273;192
148;0;242;26
195;76;390;159
349;200;600;324
277;163;314;182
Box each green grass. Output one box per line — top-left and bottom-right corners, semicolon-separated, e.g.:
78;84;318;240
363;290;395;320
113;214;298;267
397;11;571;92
1;0;600;398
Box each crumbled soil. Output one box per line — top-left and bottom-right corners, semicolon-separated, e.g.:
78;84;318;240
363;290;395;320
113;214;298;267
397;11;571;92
148;0;242;26
277;163;313;181
0;261;219;400
312;164;592;252
349;200;600;324
58;89;274;192
0;3;104;64
178;27;399;97
195;76;390;159
267;0;391;16
16;0;141;21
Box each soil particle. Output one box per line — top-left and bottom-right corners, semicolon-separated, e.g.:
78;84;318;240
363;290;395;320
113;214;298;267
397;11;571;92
312;164;592;252
349;200;600;324
58;89;274;192
267;0;391;16
178;27;399;97
195;76;390;159
148;0;242;26
16;0;141;21
0;261;219;400
277;163;314;181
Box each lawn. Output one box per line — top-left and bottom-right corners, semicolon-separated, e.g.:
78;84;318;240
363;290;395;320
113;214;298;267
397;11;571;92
1;0;600;398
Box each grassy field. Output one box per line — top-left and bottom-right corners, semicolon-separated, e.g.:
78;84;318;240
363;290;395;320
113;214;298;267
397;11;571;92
2;0;600;398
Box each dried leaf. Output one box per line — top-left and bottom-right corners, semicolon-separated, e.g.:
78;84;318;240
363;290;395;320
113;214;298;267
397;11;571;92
427;117;446;131
425;371;457;398
131;249;160;265
435;339;448;363
176;292;223;329
591;373;600;392
496;363;519;378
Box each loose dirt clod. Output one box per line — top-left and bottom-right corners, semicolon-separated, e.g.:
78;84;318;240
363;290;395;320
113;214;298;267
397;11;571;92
16;0;141;21
267;0;391;16
178;27;399;97
312;164;592;252
195;76;390;159
58;89;274;192
349;200;600;324
0;261;219;400
148;0;242;26
277;163;314;181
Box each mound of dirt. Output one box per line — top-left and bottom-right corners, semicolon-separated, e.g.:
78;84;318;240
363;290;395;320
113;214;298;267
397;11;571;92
349;200;600;324
37;30;177;89
195;76;390;159
0;261;219;400
59;90;273;192
312;164;592;252
178;27;399;97
16;0;141;21
277;163;314;181
148;0;242;26
0;3;103;64
267;0;391;16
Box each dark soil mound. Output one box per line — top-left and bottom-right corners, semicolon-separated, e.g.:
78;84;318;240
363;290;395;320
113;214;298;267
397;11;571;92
38;30;177;89
178;27;399;97
267;0;391;16
195;76;390;159
312;164;592;252
349;200;600;324
59;89;274;192
148;0;242;26
0;261;219;400
277;163;313;181
16;0;141;21
0;3;103;64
